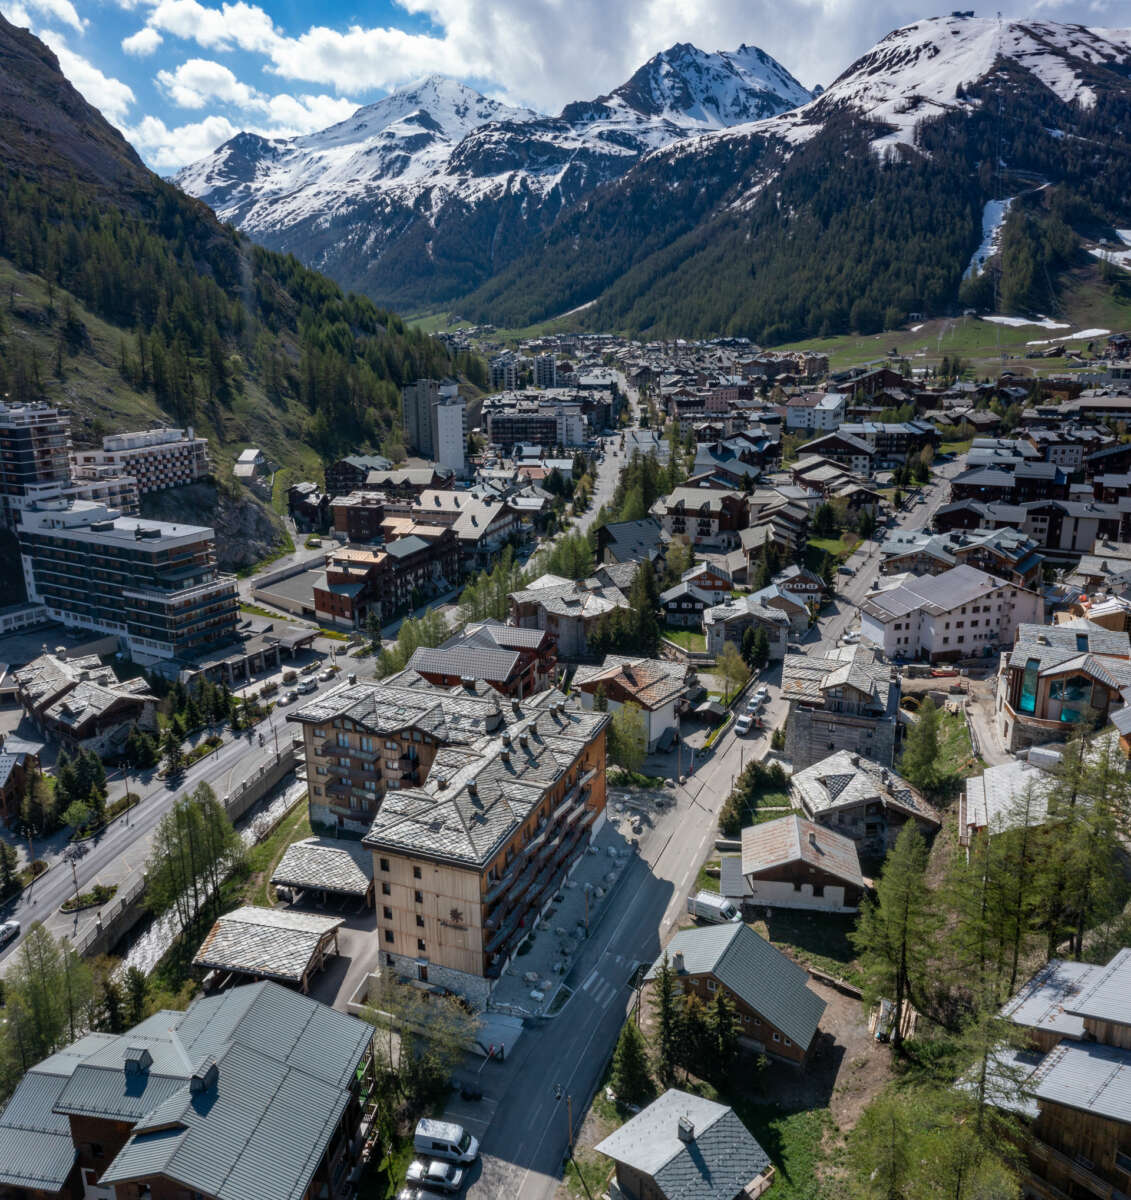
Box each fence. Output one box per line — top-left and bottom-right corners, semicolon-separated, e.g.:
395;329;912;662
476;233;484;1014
72;873;148;957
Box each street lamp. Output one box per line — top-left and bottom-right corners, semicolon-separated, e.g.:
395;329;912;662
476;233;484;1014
63;844;86;910
553;1084;594;1200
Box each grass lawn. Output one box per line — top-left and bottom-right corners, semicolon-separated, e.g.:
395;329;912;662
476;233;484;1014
749;909;862;988
663;627;707;651
696;858;721;893
245;800;313;908
806;533;860;569
939;439;974;456
730;1103;832;1200
927;707;983;801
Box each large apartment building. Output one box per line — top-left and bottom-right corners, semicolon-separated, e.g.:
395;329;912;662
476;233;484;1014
18;499;239;660
483;392;587;451
401;378;461;459
0;400;138;527
289;679;609;1001
71;425;210;494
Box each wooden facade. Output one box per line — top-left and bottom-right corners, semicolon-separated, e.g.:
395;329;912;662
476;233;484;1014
674;972;810;1065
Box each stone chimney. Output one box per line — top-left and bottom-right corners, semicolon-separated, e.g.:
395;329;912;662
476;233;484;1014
677;1116;695;1143
672;951;685;973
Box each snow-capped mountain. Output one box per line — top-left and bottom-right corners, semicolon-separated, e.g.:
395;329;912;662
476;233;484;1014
175;45;811;307
457;15;1131;338
756;15;1131;154
175;77;537;236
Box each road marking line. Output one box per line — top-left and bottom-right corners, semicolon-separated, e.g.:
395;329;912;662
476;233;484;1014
581;968;598;992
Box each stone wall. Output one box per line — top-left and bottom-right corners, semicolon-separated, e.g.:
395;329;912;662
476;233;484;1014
785;706;896;770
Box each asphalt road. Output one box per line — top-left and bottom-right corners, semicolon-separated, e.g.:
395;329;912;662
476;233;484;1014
0;669;347;970
469;708;753;1200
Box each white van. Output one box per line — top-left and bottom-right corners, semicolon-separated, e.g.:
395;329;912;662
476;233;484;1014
413;1118;479;1165
687;890;742;924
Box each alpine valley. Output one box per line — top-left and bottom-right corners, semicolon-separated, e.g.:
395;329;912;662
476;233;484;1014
178;16;1131;341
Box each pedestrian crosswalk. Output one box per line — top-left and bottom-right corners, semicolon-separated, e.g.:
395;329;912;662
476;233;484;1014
580;955;628;1009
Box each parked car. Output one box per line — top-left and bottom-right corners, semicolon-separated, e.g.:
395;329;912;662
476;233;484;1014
318;668;336;681
687;891;742;924
297;678;317;694
397;1189;428;1200
837;565;854;576
745;697;762;714
0;920;19;947
842;632;860;645
752;685;770;701
414;1119;479;1165
280;689;299;704
405;1160;465;1194
735;714;754;735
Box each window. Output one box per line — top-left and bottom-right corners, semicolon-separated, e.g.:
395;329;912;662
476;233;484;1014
382;882;391;896
772;1033;781;1043
383;906;392;919
706;979;717;992
812;884;824;898
413;866;422;880
384;930;395;944
90;1143;104;1158
380;858;390;872
414;890;423;904
417;939;427;952
416;915;425;928
784;1038;792;1047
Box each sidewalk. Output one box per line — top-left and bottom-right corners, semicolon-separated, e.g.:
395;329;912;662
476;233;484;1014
488;823;635;1017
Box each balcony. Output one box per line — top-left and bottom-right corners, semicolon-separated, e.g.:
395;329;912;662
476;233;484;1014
1029;1137;1130;1200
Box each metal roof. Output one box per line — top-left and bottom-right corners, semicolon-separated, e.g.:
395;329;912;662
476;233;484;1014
1029;1039;1131;1124
1000;959;1097;1039
645;923;826;1050
1064;947;1131;1024
594;1089;771;1200
407;644;521;682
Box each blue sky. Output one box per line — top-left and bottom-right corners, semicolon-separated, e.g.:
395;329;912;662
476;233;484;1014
1;0;1122;172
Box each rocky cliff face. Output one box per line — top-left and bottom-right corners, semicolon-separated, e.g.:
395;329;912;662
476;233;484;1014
140;483;282;573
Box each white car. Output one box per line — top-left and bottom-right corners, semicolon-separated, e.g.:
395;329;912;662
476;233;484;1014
734;714;754;735
0;920;20;948
842;631;860;645
745;696;762;713
752;685;770;701
405;1160;465;1195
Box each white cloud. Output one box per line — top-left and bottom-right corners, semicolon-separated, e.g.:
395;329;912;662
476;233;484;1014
157;57;259;107
18;0;85;33
126;112;243;167
40;31;136;123
121;26;163;55
145;0;279;53
259;92;358;131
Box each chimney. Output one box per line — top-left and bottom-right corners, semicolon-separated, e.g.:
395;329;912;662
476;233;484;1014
672;951;684;973
850;753;860;767
189;1056;218;1094
809;830;818;848
881;768;890;787
677;1116;695;1143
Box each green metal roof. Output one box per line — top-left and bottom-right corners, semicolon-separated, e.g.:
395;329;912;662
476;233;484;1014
647;923;826;1050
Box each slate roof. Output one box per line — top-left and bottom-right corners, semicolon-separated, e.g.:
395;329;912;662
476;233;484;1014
599;517;666;563
791;751;940;829
407;644;521;683
271;837;373;898
741;814;865;889
455;620;550;651
781;645;896;715
964;759;1053;833
645;923;826;1050
363;698;608;868
862;564;1005;621
1007;621;1131;670
1000;959;1098;1040
594;1089;771;1200
572;656;690;710
1028;1039;1131;1123
192;906;344;984
659;581;716;606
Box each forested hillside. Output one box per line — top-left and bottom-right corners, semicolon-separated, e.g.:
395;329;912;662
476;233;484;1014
0;14;474;520
458;34;1131;339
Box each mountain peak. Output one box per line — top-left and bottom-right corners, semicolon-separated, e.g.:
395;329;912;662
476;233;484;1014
605;41;811;127
760;13;1131;153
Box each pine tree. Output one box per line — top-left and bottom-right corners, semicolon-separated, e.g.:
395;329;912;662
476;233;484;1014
707;990;740;1084
161;727;184;776
852;824;937;1052
899;697;940;793
609;1019;652;1105
653;953;682;1087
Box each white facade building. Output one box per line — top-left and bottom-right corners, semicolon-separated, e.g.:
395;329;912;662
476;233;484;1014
859;564;1044;663
534;353;557;388
72;426;209;496
784;392;846;433
430;394;467;476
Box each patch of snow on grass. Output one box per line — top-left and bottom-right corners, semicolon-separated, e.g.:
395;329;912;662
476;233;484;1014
983;315;1070;329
